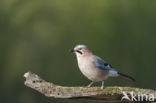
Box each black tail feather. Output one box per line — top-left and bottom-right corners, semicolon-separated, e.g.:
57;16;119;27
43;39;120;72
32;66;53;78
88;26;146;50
118;72;136;82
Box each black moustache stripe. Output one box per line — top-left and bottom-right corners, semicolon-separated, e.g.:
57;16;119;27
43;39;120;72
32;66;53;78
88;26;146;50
76;50;82;54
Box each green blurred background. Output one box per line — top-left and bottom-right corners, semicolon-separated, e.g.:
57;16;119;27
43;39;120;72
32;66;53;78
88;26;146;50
0;0;156;103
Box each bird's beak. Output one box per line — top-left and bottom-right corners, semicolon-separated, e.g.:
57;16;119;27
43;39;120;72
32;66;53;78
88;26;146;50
76;50;82;54
70;49;82;54
70;49;75;53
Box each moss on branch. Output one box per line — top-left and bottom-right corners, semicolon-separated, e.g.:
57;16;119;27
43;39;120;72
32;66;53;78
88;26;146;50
24;72;156;102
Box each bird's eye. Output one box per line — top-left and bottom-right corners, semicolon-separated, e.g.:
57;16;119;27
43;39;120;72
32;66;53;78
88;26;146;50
79;48;82;50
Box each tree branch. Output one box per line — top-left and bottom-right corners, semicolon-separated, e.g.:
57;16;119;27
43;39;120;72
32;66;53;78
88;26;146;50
24;72;155;102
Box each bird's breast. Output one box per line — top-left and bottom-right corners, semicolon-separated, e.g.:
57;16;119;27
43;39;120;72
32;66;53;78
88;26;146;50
77;57;109;81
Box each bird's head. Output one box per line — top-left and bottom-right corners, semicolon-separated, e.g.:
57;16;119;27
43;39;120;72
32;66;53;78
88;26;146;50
71;45;92;57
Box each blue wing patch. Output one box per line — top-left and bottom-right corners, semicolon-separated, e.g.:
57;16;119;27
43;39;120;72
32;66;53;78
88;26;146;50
95;62;118;76
95;62;112;69
95;62;106;69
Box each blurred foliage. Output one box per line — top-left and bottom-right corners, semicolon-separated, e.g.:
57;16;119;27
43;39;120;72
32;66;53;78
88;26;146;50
0;0;156;103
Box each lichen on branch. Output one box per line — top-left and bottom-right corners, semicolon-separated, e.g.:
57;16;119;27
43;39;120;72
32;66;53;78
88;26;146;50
24;72;156;102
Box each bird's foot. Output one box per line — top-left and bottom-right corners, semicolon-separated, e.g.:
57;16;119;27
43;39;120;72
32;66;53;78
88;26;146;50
85;85;91;88
85;82;94;88
100;81;105;90
100;86;104;90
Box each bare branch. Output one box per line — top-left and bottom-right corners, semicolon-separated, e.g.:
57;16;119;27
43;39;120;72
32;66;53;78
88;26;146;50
24;72;156;102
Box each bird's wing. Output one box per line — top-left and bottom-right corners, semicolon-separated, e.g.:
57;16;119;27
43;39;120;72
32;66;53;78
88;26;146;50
93;56;112;70
93;56;118;76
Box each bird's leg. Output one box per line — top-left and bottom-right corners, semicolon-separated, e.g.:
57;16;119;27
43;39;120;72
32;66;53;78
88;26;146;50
100;81;104;90
86;81;94;88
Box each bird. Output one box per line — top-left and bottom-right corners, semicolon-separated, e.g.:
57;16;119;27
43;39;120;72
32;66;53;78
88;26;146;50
71;44;135;90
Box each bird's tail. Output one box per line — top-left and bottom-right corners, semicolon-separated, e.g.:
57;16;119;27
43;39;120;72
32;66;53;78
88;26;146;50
118;72;136;82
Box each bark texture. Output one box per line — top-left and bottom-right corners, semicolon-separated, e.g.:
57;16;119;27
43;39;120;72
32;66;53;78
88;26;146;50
24;72;156;102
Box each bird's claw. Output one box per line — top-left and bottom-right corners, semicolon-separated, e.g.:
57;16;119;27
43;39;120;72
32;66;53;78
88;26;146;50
100;86;104;90
85;86;91;88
